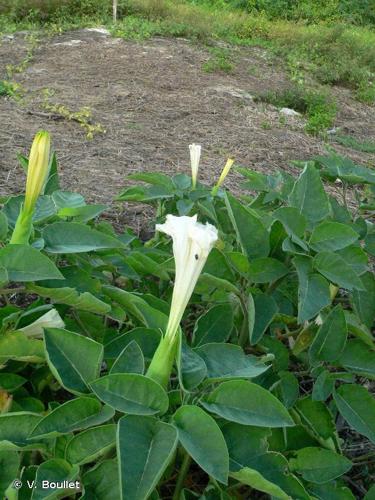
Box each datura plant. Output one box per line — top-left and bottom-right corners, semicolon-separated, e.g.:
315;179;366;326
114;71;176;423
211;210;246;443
146;214;218;387
10;130;51;245
0;137;374;500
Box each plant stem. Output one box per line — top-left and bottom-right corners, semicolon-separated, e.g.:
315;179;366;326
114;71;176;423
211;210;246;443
172;451;191;500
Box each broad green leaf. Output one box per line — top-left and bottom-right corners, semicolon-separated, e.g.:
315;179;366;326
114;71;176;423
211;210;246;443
309;305;347;362
289;164;330;226
278;371;299;409
222;423;270;470
364;485;375;500
248;257;289;283
312;370;334;402
90;373;169;415
308;482;355;500
0;245;63;282
32;459;79;500
82;460;120;500
52;191;85;209
351;272;375;329
230;468;290;500
196;343;269;381
117;415;178;500
173;405;229;484
29;398;114;439
104;327;161;361
177;341;207;391
192;304;233;346
0;373;26;391
0;332;44;363
336;246;368;275
201;380;294;427
0;450;20;495
44;328;103;394
127;172;175;190
334;384;375;443
65;424;116;465
199;273;240;295
293;256;331;322
314;252;364;291
0;412;42;449
43;222;124;253
295;397;335;440
110;340;144;375
57;204;107;222
290;447;352;484
103;286;168;331
337;340;375;379
274;206;306;238
225;192;269;258
250;293;278;344
0;211;8;241
4;195;56;226
310;222;358;252
27;283;110;314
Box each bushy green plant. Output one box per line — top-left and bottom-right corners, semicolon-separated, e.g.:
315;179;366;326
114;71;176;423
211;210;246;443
0;135;374;498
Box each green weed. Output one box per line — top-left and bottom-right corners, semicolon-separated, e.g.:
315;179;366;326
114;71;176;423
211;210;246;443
334;134;375;153
202;47;234;73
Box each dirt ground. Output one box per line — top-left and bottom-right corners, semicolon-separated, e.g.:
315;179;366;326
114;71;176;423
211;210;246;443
1;29;374;230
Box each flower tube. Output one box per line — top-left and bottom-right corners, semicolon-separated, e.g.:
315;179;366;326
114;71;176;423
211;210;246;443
189;144;201;189
10;131;51;245
146;214;218;387
212;158;234;196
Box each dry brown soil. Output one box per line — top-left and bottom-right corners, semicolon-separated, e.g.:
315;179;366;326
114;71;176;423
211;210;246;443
1;29;374;229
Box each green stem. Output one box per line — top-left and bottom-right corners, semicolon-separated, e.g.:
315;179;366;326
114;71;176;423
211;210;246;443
172;452;192;500
146;333;179;389
10;209;33;245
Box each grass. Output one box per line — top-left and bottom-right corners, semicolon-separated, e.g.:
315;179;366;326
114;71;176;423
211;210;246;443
254;85;337;135
333;134;375;153
202;47;235;73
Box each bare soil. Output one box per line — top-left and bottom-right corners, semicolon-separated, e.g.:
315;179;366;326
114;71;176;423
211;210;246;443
1;29;374;230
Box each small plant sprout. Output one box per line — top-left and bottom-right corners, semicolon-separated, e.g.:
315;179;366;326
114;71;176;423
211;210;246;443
10;131;51;245
146;214;218;387
212;158;234;195
189;143;201;189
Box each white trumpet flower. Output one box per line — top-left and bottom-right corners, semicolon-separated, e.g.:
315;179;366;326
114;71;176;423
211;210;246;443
146;214;218;387
189;144;201;189
19;309;65;338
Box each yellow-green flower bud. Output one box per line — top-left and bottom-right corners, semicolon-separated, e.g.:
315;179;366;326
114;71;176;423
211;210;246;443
212;158;234;196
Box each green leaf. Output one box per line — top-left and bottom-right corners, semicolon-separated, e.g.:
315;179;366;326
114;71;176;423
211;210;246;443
201;380;294;427
289;164;330;226
308;482;355;500
192;304;233;346
250;293;278;344
278;371;299;409
177;341;207;391
334;384;375;443
0;331;44;363
65;424;117;465
293;256;331;322
90;373;169;415
103;286;168;331
337;246;368;275
104;327;161;362
44;328;103;394
27;283;110;314
274;206;306;238
312;370;334;402
0;211;8;241
309;305;347;362
225;192;269;258
82;460;120;500
110;340;145;375
29;398;114;439
32;459;79;500
295;397;335;440
337;340;375;379
351;272;375;329
314;252;364;291
248;257;289;283
196;343;269;381
0;373;26;391
43;222;124;253
290;447;352;484
0;412;42;449
310;222;358;252
57;204;107;222
173;405;229;484
117;415;178;500
0;451;19;496
52;191;85;209
0;245;63;282
127;172;175;190
230;468;290;500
